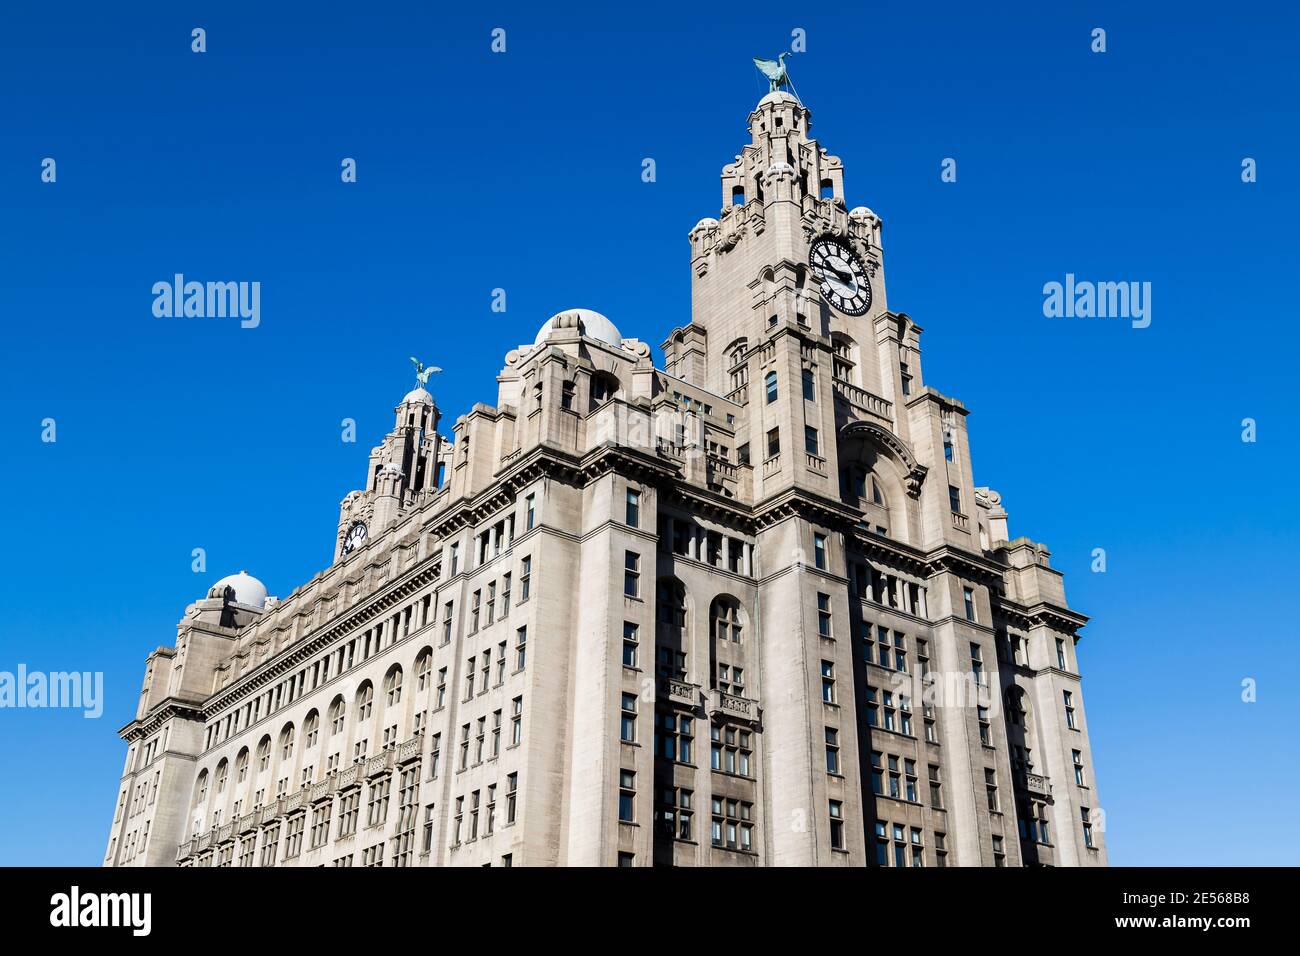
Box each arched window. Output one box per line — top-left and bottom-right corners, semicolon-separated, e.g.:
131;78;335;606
192;769;209;807
415;650;433;691
328;696;346;736
214;759;228;794
279;724;295;762
235;748;249;784
764;371;778;404
356;682;374;722
711;598;744;645
303;710;319;749
256;736;271;772
384;667;403;708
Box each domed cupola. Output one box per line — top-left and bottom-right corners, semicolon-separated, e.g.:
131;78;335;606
209;571;269;609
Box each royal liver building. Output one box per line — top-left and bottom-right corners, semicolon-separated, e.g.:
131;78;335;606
105;88;1106;868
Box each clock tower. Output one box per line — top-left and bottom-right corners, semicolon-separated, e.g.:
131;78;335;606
667;87;986;865
334;384;446;563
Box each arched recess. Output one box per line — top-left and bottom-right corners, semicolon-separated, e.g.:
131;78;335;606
708;595;749;696
1004;685;1037;773
838;420;928;544
655;577;692;680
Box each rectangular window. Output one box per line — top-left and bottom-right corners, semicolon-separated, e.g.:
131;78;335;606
626;488;640;527
657;786;694;842
813;533;827;570
817;593;832;638
620;693;637;743
525;494;536;531
622;621;639;668
511;696;523;746
624;551;640;597
985;768;999;812
1064;690;1078;729
963;587;976;622
520;555;532;601
948;485;962;514
1056;638;1068;670
506;772;519;824
820;660;836;703
1073;749;1086;786
802;367;815;401
515;626;527;670
618;770;636;822
804;426;819;455
824;727;840;774
829;801;845;850
766;428;780;458
1082;806;1095;848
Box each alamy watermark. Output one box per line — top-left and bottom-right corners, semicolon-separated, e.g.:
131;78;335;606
152;274;260;329
1043;273;1151;328
0;665;103;718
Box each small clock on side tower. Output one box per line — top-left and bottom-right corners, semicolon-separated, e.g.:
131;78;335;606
341;520;369;555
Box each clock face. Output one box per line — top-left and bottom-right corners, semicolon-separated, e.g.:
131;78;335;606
342;520;368;555
809;235;872;316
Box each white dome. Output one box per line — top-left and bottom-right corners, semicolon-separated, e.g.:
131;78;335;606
401;387;434;405
533;308;623;348
757;90;799;108
211;571;268;609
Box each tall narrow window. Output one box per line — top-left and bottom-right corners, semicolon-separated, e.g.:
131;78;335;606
828;801;845;850
820;660;836;703
624;551;640;597
805;426;820;455
813;533;827;570
620;693;637;743
765;371;778;403
625;488;641;527
802;367;816;401
766;428;780;457
1064;690;1078;729
618;770;636;822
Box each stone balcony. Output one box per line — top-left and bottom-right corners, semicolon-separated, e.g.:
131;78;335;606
707;689;762;727
659;676;701;710
216;822;234;844
1016;771;1053;798
397;733;424;766
365;748;395;779
238;812;258;835
336;764;361;791
831;379;893;425
310;774;336;804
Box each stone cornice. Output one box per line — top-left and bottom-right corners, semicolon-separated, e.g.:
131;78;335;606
203;559;442;716
119;699;206;742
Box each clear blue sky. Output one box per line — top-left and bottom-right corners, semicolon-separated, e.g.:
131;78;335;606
1;1;1296;866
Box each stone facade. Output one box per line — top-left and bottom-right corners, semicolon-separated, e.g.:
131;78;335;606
103;91;1106;868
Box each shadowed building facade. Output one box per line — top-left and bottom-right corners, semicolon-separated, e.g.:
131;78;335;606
104;91;1106;868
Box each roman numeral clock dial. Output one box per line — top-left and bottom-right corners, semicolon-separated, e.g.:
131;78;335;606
809;235;871;316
